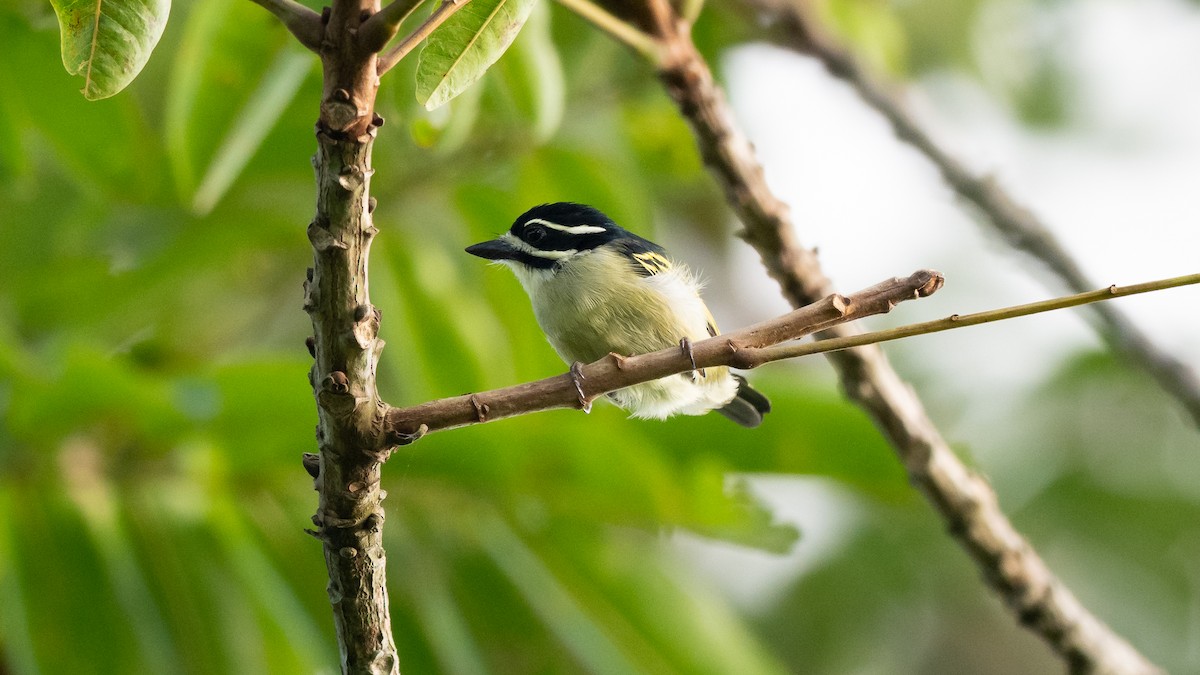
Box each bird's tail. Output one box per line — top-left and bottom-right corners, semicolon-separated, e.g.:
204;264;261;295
716;374;771;428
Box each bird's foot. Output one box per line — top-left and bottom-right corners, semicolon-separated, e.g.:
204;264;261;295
679;337;705;381
570;361;591;413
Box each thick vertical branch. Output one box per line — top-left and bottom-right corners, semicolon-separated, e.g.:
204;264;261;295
303;1;401;672
309;132;399;675
641;4;1161;673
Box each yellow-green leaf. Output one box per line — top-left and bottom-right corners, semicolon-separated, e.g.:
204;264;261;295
49;0;170;100
415;0;538;111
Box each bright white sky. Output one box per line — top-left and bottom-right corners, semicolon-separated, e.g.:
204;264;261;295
673;0;1200;612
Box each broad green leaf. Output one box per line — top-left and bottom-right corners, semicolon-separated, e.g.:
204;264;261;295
165;0;311;209
64;464;182;675
496;0;564;143
1;21;164;198
49;0;170;100
164;0;232;198
0;490;39;675
415;0;538;110
191;47;312;215
476;514;642;675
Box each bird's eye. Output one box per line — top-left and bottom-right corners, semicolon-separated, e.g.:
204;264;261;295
526;226;547;244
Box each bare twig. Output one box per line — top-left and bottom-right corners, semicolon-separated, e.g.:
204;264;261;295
385;270;943;436
385;271;1198;440
248;0;324;52
768;272;1200;363
558;0;1163;669
377;0;474;75
742;0;1200;430
359;0;428;53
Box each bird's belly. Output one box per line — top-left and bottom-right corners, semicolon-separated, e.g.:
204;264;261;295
529;269;736;419
535;283;680;364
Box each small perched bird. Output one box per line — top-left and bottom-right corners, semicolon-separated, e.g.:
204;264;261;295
465;202;770;427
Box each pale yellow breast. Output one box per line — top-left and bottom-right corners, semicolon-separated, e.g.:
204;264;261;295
526;248;710;364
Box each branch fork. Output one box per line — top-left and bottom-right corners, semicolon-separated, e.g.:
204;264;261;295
381;269;943;440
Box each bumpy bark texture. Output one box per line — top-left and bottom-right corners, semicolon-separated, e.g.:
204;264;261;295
303;1;404;672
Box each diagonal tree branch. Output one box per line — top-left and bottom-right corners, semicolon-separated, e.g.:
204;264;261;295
555;0;1162;670
385;270;943;437
248;0;325;52
740;0;1200;430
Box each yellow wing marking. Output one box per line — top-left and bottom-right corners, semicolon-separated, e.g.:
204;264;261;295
631;251;672;276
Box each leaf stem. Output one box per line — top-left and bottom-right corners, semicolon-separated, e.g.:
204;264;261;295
377;0;476;75
552;0;665;63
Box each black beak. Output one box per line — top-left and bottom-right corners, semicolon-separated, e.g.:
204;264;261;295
465;238;520;262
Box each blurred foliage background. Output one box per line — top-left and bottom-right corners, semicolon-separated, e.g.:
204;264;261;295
1;0;1199;673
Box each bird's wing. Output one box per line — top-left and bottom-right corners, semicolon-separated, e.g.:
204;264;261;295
614;235;721;338
613;235;673;278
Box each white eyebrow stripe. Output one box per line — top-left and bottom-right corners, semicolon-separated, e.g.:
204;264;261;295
528;248;577;259
500;233;578;260
526;218;607;235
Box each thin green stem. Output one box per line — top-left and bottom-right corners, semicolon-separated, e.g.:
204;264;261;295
680;0;704;25
377;0;475;75
553;0;666;63
768;272;1200;362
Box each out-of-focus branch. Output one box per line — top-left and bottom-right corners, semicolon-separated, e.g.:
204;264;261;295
552;0;1162;669
248;0;325;52
741;0;1200;430
377;0;474;75
385;270;943;437
360;0;428;53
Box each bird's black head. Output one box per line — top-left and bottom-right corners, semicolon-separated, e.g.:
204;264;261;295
466;202;628;269
508;202;624;253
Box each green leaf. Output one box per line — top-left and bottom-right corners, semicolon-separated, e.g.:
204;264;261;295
496;0;564;143
164;0;312;209
164;0;233;199
48;0;171;100
415;0;538;111
191;47;312;215
476;514;643;675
